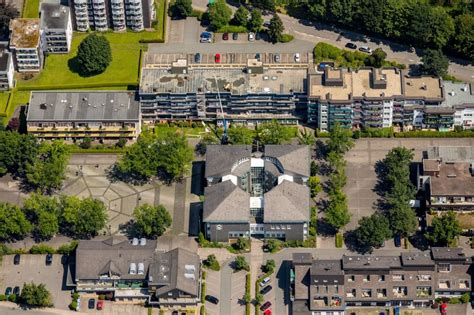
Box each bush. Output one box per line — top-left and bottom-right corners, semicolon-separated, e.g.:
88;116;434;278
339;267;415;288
8;293;17;302
57;241;78;255
217;25;247;33
201;281;206;304
69;300;77;310
280;34;294;42
449;297;461;304
116;138;127;148
72;292;80;300
200;305;206;315
460;292;470;303
80;137;92;149
98;294;105;300
204;254;220;271
0;294;6;301
29;244;55;254
335;233;343;248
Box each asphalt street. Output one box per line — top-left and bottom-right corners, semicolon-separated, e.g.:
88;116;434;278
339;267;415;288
191;0;474;83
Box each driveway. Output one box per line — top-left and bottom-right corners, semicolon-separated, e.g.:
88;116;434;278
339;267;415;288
204;270;221;315
0;255;71;310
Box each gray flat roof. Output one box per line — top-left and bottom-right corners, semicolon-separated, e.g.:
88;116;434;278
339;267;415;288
443;82;474;108
140;67;307;95
40;3;70;29
401;252;434;267
27;91;140;122
342;255;401;270
426;146;474;162
431;247;471;262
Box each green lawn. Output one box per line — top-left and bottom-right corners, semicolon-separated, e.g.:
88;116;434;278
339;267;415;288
22;0;40;18
0;92;10;114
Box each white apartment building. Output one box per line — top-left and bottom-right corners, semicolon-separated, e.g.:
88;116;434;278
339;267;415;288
9;19;43;72
40;3;73;53
444;82;474;129
71;0;155;32
0;42;14;90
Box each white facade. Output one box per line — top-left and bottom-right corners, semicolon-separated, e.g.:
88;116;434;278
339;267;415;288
0;43;14;90
72;0;89;31
111;0;126;31
40;4;73;53
125;0;144;31
454;106;474;129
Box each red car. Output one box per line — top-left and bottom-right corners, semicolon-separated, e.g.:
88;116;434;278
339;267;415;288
440;302;447;314
96;300;104;310
222;33;229;40
263;310;272;315
215;53;221;63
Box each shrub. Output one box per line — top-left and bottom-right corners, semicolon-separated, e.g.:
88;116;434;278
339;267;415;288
200;305;206;315
69;300;77;310
263;259;275;273
460;292;470;303
201;281;206;304
80;137;92;149
0;294;6;301
8;293;17;302
57;241;79;255
29;244;55;254
449;297;461;304
116;138;127;148
98;294;105;300
335;233;343;248
280;34;294;42
72;292;80;300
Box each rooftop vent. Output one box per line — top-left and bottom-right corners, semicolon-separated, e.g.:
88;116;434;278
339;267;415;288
447;174;457;178
137;263;145;275
184;273;195;280
185;264;196;272
139;238;146;246
132;238;139;246
129;263;137;275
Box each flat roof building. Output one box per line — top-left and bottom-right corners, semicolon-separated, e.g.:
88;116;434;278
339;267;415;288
27;91;141;142
40;2;73;53
9;18;43;72
0;42;14;90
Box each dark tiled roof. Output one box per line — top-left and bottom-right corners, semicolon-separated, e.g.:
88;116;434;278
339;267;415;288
203;180;250;222
293;253;312;265
205;145;252;177
263;180;309;222
401;252;434;267
264;145;310;177
311;260;343;275
149;248;200;298
431;247;472;262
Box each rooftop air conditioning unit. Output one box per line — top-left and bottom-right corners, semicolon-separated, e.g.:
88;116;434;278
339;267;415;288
139;238;146;246
132;238;139;245
129;263;137;275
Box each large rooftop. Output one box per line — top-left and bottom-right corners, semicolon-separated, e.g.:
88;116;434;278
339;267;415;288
342;255;401;270
9;18;40;48
428;162;474;197
443;82;474;108
426;146;474;162
403;75;443;100
40;3;70;30
140;67;307;95
27;91;140;122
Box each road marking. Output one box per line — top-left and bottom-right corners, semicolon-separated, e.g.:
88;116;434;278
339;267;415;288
294;30;321;39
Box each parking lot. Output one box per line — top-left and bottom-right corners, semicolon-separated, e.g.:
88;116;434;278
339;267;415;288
78;299;153;315
0;254;71;310
204;270;221;315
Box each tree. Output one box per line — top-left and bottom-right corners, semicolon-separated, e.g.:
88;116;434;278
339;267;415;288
234;255;250;272
366;48;387;68
228;125;254;144
234;237;250;251
247;9;263;32
249;0;275;12
76;34;112;76
59;196;107;239
208;0;232;31
0;202;32;241
0;132;38;177
232;6;249;26
408;4;454;49
325;191;351;230
80;137;92;149
20;283;53;307
36;211;59;240
256;120;291;144
355;213;392;250
263;259;275;273
268;13;284;43
204;254;220;271
297;128;315;145
327;122;354;155
0;3;19;37
25;141;70;193
7;118;20;131
169;0;192;18
310;161;319;176
22;193;61;240
426;211;461;246
421;49;449;77
133;204;172;238
327;151;346;173
308;176;322;198
388;203;417;237
452;14;474;60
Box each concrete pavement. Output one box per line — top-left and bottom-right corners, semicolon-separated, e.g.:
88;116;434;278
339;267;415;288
191;0;474;83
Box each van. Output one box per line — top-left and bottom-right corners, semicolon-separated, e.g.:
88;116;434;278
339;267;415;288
259;277;271;287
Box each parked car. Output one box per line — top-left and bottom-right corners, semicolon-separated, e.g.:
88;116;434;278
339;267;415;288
255;53;261;61
97;300;104;310
205;295;219;304
263;310;272;315
232;33;238;40
255;32;261;40
222;32;229;40
195;53;201;63
274;54;280;62
394;235;401;247
5;287;12;296
260;285;272;295
13;287;20;296
345;42;357;49
248;32;255;41
172;311;178;315
200;32;212;43
46;253;53;265
88;299;95;309
259;277;271;287
358;46;372;53
260;301;272;311
13;254;20;265
263;21;270;27
294;53;301;62
215;53;221;63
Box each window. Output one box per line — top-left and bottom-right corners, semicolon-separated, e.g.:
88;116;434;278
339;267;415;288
348;275;355;282
363;275;370;282
379;275;385;282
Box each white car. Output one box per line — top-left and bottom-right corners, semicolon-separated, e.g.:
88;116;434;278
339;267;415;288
294;53;301;62
248;32;255;41
358;46;372;54
259;277;271;287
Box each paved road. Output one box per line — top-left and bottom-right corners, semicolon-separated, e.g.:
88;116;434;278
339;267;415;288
192;0;474;83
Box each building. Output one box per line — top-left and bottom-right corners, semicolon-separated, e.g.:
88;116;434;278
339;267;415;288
443;82;474;130
139;56;309;124
203;145;310;242
71;0;155;32
0;42;14;90
418;146;474;211
291;248;472;315
74;237;201;309
9;18;43;72
26;91;141;141
39;2;73;53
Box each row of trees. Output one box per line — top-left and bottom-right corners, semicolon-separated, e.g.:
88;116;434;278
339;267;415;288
289;0;473;60
0;194;108;241
324;123;354;231
0;131;70;193
116;130;194;183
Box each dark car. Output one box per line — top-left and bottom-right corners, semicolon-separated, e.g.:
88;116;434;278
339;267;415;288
260;285;272;295
5;287;12;296
46;253;53;265
232;33;238;40
205;295;219;304
13;287;20;296
260;301;272;311
255;53;261;61
88;299;95;309
394;235;401;247
223;32;229;40
195;53;201;63
13;254;20;265
172;312;178;315
345;42;357;49
256;32;261;40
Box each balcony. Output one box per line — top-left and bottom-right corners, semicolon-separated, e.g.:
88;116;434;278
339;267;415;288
416;287;432;297
313;297;328;307
376;289;387;298
361;289;372;298
438;281;450;289
393;287;407;298
459;281;470;289
417;275;432;281
330;296;342;307
346;289;355;298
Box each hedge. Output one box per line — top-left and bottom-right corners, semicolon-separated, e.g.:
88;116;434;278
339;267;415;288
217;25;248;33
29;244;55;254
280;34;294;43
17;82;138;90
394;130;474;138
335;233;343;248
201;281;206;304
245;273;251;315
